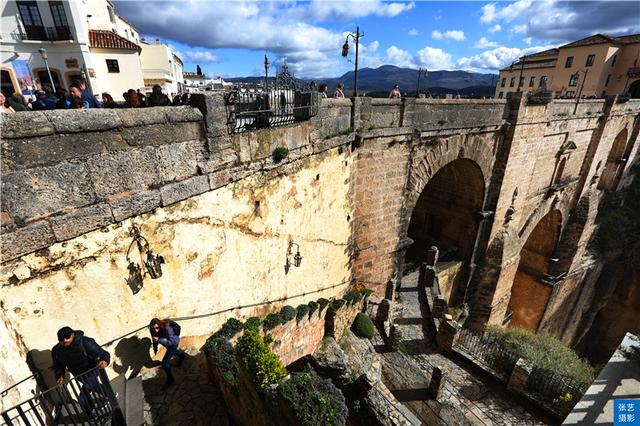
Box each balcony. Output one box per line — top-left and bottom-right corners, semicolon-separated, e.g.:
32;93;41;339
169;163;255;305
18;25;73;42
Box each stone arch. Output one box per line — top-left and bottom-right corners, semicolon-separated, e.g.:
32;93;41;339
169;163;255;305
403;133;496;236
507;209;563;330
517;190;571;245
404;158;485;303
599;127;630;191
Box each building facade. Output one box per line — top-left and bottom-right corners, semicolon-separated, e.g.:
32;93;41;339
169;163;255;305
140;39;184;97
496;34;640;99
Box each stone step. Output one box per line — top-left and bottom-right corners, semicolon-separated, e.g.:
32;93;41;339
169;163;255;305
125;376;144;426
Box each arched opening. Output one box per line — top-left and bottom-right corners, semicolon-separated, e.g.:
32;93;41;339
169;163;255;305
598;128;630;191
405;159;484;304
629;79;640;99
553;157;567;186
507;210;562;330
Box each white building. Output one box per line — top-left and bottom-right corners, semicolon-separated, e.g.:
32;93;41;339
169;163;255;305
184;71;231;93
0;0;145;102
140;39;184;97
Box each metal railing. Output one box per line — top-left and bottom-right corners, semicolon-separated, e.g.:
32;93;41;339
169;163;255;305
524;366;588;414
18;26;73;42
225;88;319;133
1;367;124;426
453;327;519;380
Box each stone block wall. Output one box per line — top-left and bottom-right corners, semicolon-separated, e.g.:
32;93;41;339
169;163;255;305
268;308;329;367
325;299;365;338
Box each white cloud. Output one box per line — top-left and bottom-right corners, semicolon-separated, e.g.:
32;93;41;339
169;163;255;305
408;28;419;36
415;46;454;70
523;37;533;45
511;24;528;34
432;29;466;41
115;0;415;78
473;37;499;49
367;41;380;53
481;0;533;23
179;50;221;64
457;45;553;71
480;3;496;24
385;46;416;68
488;24;502;33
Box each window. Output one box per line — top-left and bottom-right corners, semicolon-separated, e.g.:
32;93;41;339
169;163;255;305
510;77;515;87
605;74;611;87
49;2;68;27
569;73;579;86
554;158;567;186
519;76;525;88
498;91;503;98
611;54;617;67
539;76;548;88
106;59;120;73
107;5;116;23
17;1;45;40
37;69;61;90
501;78;506;87
565;90;575;97
565;56;573;68
586;54;595;67
529;76;535;87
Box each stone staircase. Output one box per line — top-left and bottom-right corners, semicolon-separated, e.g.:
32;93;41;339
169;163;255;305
111;373;144;426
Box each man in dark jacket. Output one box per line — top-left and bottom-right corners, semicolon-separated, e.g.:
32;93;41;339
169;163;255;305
72;79;101;108
52;327;110;415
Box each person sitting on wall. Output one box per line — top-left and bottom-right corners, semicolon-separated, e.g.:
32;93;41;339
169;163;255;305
124;89;144;108
52;327;110;417
69;85;89;109
0;92;15;113
8;92;29;111
101;93;119;108
149;318;186;389
334;83;345;98
72;78;101;108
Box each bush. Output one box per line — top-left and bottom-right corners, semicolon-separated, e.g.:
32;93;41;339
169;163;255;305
280;305;297;323
296;304;309;322
344;291;363;306
244;316;262;332
486;326;596;385
318;298;330;312
308;301;319;318
272;147;290;163
278;367;348;426
263;312;283;331
206;339;239;393
218;318;244;338
352;313;374;339
328;299;346;314
235;329;287;390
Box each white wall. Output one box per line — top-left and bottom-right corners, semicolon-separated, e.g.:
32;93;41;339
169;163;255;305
90;48;145;101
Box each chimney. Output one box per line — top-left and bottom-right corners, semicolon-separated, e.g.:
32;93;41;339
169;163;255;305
155;38;160;45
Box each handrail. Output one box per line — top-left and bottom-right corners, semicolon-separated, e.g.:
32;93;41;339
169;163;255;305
0;373;38;397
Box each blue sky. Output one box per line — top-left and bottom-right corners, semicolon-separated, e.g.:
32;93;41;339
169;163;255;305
115;1;640;78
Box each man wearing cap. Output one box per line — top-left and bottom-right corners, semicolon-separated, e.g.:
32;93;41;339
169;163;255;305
52;327;110;415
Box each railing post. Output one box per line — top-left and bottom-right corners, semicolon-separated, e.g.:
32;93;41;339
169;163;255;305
436;319;460;352
507;358;532;394
99;369;126;425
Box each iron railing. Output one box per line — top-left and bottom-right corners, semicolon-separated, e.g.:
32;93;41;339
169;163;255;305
453;327;519;380
1;367;124;426
524;366;588;414
18;26;73;42
225;88;319;133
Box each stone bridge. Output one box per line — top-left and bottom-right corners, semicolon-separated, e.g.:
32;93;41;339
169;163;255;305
1;93;639;408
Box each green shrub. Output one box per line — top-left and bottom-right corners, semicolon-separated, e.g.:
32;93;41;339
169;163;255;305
344;291;363;306
218;318;244;338
206;339;239;393
280;305;297;323
244;316;262;332
352;313;374;339
318;298;330;312
308;301;319;318
272;146;290;163
296;304;309;322
362;288;374;298
278;367;348;426
263;312;283;330
328;299;346;314
486;326;596;385
235;329;287;390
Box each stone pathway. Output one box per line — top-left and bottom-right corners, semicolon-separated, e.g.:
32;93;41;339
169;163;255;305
140;349;229;426
383;271;553;426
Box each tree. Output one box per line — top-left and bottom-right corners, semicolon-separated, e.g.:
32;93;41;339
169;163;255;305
196;65;202;76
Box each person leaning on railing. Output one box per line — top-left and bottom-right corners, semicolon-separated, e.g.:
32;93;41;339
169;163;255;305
52;327;110;417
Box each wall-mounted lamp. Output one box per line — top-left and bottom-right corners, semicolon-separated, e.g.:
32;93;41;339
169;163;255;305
126;225;165;280
284;240;302;274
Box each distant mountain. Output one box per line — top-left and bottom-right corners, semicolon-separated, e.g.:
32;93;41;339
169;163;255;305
227;65;497;95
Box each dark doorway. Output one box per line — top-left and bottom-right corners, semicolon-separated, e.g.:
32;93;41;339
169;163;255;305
1;70;16;97
629;79;640;99
36;70;62;90
405;159;485;304
599;128;631;192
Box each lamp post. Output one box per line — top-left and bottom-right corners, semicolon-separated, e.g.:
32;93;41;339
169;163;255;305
263;55;270;90
38;47;55;92
341;26;364;97
416;68;428;97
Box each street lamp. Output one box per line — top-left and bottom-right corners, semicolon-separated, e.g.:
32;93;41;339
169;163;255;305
416;68;428;97
38;47;56;92
341;26;364;97
264;55;270;90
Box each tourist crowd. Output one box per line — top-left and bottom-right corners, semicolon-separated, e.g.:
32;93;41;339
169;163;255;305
0;80;190;113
